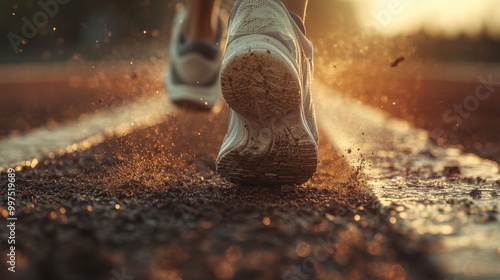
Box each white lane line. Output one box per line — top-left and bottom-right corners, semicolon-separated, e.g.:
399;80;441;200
0;94;175;170
314;83;500;279
0;61;160;84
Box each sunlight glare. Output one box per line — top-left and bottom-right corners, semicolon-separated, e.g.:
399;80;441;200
351;0;500;38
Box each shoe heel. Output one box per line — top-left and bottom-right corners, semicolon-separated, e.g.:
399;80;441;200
221;35;301;121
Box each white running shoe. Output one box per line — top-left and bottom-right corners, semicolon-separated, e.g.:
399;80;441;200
165;10;223;111
216;0;319;185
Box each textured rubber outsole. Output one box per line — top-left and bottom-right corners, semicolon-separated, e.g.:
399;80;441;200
217;41;318;186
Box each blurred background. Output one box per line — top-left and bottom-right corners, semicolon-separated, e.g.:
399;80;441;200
1;0;499;161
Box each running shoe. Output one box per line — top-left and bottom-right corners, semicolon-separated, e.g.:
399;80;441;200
165;10;223;111
216;0;319;185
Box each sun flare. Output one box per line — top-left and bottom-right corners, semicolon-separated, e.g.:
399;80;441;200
350;0;500;38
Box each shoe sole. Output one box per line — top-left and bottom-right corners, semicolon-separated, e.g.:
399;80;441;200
165;74;220;111
217;35;318;186
168;88;219;112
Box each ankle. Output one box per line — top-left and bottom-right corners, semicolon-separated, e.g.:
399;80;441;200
182;0;219;42
182;21;217;42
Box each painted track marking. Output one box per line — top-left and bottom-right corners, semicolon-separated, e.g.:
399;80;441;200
315;82;500;279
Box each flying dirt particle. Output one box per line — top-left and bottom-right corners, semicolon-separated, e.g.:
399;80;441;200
443;166;461;177
390;56;405;67
325;213;334;221
225;246;242;262
347;149;352;154
466;176;485;184
486;209;498;222
215;261;234;279
46;119;57;129
389;264;406;280
201;221;213;230
469;188;482;199
296;242;311;258
494;180;500;188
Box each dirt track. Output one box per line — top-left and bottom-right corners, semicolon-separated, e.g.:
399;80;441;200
0;109;443;280
1;1;499;277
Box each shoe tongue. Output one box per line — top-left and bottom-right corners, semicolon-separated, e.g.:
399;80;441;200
289;13;306;35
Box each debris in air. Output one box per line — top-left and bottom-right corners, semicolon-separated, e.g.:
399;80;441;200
443;166;461;177
469;188;482;199
390;56;405;67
